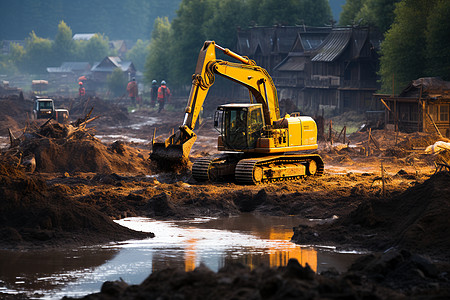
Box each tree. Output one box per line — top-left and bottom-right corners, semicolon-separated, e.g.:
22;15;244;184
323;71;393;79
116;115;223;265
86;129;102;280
255;0;331;26
107;68;128;97
339;0;364;26
202;0;249;47
425;0;450;80
22;31;53;74
301;0;333;26
356;0;401;33
144;17;172;84
53;20;75;65
379;0;436;93
9;42;25;70
126;39;149;72
81;34;110;64
169;0;213;85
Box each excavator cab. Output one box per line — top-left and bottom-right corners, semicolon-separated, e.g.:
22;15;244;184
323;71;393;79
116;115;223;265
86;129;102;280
215;104;265;151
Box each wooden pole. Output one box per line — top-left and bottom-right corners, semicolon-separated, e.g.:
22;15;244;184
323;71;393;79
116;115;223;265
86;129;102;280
381;161;386;197
329;120;333;145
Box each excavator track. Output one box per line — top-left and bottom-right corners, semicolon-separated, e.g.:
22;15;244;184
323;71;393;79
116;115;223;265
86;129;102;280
192;155;240;182
235;154;324;184
192;157;215;181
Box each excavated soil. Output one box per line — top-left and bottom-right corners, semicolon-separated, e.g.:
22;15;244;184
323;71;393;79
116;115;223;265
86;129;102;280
0;95;449;299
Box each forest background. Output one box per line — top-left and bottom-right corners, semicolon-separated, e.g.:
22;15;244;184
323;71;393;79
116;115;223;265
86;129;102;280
0;0;449;94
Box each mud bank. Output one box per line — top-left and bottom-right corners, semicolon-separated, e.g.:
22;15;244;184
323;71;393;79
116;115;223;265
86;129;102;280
63;250;449;300
292;171;450;261
0;162;153;249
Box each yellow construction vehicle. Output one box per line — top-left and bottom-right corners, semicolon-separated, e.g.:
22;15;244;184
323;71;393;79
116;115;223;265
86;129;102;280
151;41;324;184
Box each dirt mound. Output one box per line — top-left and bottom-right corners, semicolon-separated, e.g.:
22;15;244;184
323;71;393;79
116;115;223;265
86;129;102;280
0;162;152;247
0;97;32;134
5;121;151;174
64;253;449;299
69;97;129;125
292;172;450;260
27;138;150;174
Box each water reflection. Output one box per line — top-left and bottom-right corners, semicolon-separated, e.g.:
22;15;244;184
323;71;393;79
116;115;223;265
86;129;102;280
0;247;118;296
115;214;360;274
0;214;363;298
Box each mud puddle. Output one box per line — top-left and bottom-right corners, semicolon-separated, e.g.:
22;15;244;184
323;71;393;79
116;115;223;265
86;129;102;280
0;214;364;299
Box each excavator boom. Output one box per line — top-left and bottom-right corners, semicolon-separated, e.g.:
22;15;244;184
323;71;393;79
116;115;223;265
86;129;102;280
151;41;280;168
150;40;321;182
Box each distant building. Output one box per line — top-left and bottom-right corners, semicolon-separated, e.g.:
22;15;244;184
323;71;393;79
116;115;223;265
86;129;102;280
272;27;331;113
90;56;136;82
304;27;380;114
376;77;450;137
109;40;135;58
237;26;313;75
1;40;25;55
72;33;95;41
47;62;91;77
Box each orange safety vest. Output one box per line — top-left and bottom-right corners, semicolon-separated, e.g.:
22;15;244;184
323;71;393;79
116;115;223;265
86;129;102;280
127;81;138;97
157;85;170;102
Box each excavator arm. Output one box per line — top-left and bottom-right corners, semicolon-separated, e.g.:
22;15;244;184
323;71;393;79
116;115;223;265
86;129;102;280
151;41;281;168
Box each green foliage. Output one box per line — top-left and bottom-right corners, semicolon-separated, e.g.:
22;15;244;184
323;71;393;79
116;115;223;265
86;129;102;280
145;0;333;87
379;0;437;93
22;31;53;73
53;20;75;64
202;0;249;47
0;0;182;40
339;0;401;32
425;0;450;80
107;68;128;97
252;0;332;26
169;0;214;85
339;0;364;25
9;43;25;68
144;17;172;84
356;0;401;33
0;54;19;75
126;39;149;72
80;33;110;64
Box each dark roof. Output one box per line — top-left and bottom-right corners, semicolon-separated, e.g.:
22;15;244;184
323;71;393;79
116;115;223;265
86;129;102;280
91;56;135;73
47;62;91;73
237;26;333;58
311;28;352;62
311;27;371;62
274;55;306;72
273;27;301;53
400;77;450;98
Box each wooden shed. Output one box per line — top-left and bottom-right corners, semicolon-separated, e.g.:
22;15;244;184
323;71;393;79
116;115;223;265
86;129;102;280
377;77;450;137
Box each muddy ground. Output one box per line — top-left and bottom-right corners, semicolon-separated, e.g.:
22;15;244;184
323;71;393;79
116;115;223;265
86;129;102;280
0;95;449;299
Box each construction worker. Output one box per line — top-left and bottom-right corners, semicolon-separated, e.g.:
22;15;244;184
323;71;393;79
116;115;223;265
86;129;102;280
127;77;138;106
157;80;171;113
150;79;158;107
78;81;85;98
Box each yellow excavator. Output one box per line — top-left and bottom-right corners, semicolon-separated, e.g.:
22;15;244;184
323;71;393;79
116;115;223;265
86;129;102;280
151;41;323;184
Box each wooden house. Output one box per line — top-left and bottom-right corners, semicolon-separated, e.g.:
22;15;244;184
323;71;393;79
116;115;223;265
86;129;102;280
376;77;450;137
272;27;331;112
237;26;314;74
90;56;136;83
303;27;380;114
47;62;91;78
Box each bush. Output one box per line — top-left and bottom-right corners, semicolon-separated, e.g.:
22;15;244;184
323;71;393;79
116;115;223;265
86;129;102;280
107;68;128;97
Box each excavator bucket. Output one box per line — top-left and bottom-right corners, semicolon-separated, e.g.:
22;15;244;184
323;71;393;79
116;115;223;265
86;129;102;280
150;127;197;170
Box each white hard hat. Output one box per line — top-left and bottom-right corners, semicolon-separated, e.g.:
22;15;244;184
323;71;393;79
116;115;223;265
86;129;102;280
161;80;166;85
